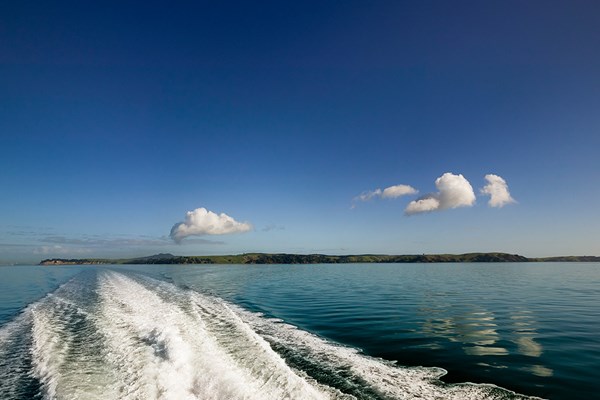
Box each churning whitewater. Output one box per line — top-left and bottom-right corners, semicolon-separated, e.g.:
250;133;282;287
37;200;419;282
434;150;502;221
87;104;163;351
0;270;537;400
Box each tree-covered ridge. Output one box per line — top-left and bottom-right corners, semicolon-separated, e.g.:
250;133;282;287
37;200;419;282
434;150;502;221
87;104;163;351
38;252;546;265
528;256;600;262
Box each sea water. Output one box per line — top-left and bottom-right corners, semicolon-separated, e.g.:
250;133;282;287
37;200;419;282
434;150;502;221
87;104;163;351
0;262;598;399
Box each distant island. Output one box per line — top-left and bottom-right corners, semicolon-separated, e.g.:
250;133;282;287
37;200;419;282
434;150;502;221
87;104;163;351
38;252;600;265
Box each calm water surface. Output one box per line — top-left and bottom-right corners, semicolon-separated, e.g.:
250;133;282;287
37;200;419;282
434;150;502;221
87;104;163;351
0;262;598;399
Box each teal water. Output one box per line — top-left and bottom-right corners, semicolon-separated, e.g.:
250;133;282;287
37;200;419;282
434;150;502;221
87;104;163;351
0;263;598;399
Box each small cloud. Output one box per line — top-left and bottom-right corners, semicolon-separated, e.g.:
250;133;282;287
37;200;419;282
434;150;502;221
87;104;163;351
405;197;440;215
355;189;382;202
481;174;516;207
33;245;92;256
355;184;417;203
0;243;38;248
262;224;285;232
39;236;89;245
381;184;419;199
405;172;475;215
170;207;252;243
39;235;172;247
177;238;226;245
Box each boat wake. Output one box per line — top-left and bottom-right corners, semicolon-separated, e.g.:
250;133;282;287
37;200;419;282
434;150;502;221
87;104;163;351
0;270;539;399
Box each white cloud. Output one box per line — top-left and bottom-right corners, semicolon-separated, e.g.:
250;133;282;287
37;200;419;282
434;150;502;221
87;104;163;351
435;172;476;209
355;189;382;202
33;245;92;255
355;184;417;202
381;184;419;199
170;207;252;243
405;197;440;215
405;172;476;215
262;224;285;232
481;174;516;207
39;235;169;247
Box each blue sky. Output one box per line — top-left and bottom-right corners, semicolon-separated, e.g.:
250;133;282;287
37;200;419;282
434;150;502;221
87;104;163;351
1;1;599;263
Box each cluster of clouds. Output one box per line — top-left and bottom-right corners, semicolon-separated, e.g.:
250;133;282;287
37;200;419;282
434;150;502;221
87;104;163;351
356;172;515;215
170;207;252;243
167;173;514;244
405;172;476;215
3;173;516;262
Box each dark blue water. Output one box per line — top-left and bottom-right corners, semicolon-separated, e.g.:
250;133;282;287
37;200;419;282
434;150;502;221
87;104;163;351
1;263;598;399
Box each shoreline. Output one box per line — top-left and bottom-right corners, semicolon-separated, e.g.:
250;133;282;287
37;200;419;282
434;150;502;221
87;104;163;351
39;252;600;265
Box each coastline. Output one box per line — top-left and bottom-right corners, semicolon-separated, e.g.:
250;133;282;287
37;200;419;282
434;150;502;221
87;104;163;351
38;252;600;265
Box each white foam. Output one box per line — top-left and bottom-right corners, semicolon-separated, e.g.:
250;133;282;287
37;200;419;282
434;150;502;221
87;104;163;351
30;300;67;399
29;292;120;399
96;271;335;399
0;307;36;398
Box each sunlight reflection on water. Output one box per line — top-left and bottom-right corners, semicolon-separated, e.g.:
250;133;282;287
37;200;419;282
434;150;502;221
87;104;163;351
417;293;554;377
